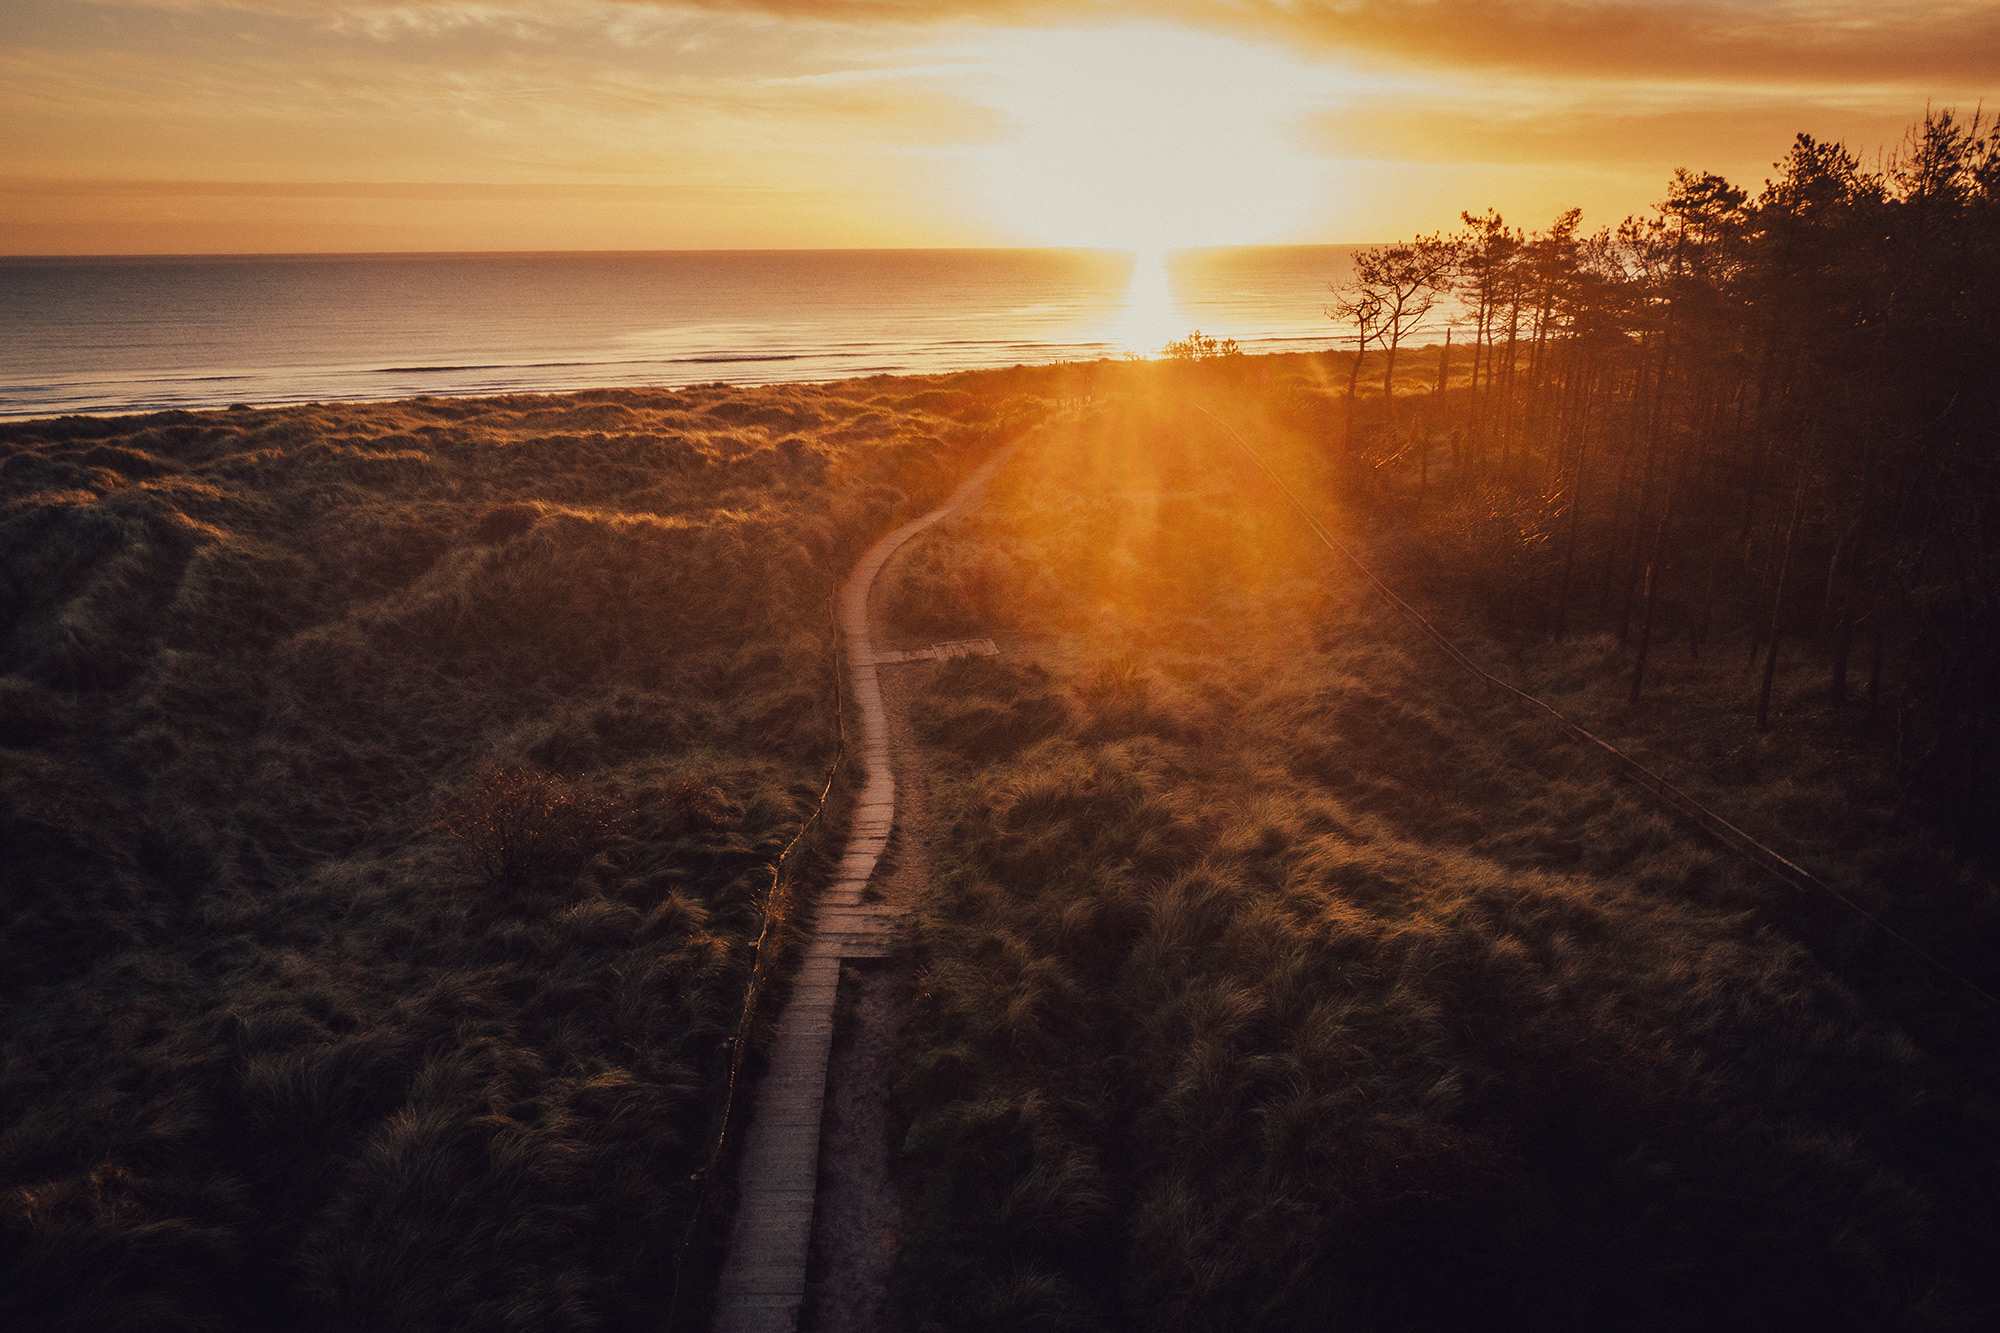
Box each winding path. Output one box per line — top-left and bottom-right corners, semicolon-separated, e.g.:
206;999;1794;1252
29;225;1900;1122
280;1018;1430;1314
712;443;1019;1333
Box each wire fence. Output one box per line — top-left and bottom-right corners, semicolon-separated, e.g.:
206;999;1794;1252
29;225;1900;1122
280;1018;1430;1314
1193;403;2000;1015
662;595;849;1333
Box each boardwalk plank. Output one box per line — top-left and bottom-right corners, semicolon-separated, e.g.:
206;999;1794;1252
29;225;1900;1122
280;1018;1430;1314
713;448;1017;1333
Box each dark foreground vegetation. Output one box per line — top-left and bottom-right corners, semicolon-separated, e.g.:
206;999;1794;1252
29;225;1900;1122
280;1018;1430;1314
884;362;2000;1327
9;109;1998;1333
1319;108;2000;854
0;374;1046;1330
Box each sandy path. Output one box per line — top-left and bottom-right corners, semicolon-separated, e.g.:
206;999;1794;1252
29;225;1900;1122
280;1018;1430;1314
713;443;1017;1333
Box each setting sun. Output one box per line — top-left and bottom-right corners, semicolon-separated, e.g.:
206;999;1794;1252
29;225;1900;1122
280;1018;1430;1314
966;25;1322;251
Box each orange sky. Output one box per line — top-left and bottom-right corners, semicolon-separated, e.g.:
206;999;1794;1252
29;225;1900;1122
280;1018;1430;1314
1;0;1993;254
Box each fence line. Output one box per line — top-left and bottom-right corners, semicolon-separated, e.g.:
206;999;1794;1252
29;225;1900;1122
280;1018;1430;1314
661;416;1032;1331
663;594;849;1333
1193;403;2000;1015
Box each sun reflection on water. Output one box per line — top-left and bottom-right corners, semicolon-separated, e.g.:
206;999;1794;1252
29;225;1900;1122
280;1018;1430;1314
1117;250;1182;356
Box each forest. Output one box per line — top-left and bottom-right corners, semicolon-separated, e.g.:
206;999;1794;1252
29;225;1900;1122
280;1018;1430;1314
881;377;2000;1333
871;109;2000;1332
1317;108;2000;853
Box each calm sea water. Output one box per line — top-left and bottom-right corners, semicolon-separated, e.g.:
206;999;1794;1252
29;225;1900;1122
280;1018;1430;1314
0;246;1357;420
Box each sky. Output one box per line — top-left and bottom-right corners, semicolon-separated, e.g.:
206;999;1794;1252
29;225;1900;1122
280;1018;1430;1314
0;0;1994;254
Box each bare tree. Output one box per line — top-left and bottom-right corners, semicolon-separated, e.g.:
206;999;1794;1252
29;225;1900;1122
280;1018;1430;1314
1351;235;1462;438
1325;280;1384;460
1454;210;1519;431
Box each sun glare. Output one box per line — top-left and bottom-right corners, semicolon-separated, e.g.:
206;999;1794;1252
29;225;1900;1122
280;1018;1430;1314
1118;250;1181;354
966;25;1321;253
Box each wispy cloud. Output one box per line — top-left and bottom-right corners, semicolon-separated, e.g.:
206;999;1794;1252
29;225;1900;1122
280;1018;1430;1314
1228;0;2000;84
593;0;2000;83
82;0;2000;85
14;0;1994;250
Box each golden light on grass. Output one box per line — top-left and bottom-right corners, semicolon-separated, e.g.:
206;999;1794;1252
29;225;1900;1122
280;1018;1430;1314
966;24;1321;253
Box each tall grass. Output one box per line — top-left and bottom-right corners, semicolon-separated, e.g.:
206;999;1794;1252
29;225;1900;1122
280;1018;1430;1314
0;374;1053;1330
889;375;2000;1331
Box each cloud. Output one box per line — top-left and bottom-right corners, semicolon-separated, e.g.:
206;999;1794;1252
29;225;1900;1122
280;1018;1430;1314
0;36;1004;186
669;0;1999;85
1228;0;2000;85
88;0;2000;84
29;0;1994;250
1298;97;1937;172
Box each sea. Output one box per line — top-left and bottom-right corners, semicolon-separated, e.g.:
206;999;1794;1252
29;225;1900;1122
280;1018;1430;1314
0;246;1358;421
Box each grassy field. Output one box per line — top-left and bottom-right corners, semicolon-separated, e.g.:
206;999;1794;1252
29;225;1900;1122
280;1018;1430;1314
884;365;2000;1331
9;356;1996;1331
0;373;1051;1332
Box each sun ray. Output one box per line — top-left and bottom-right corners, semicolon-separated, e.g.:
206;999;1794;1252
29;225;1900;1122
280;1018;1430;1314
1116;249;1182;355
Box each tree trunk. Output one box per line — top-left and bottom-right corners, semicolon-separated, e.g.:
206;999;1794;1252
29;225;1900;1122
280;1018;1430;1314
1630;517;1669;704
1831;611;1855;705
1344;349;1364;462
1690;551;1717;660
1498;296;1522;470
1618;333;1673;643
1551;368;1595;638
1631;446;1691;703
1597;361;1644;612
1382;336;1400;440
1757;465;1810;731
1828;540;1868;706
1867;627;1886;719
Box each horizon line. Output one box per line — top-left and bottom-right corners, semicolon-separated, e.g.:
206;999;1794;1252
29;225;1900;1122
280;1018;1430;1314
1;242;1384;262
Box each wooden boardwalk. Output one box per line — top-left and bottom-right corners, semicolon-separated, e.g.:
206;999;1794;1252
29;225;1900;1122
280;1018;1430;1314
711;449;1016;1333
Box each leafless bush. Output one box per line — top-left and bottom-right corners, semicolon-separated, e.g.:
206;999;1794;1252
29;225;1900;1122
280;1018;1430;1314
437;767;614;888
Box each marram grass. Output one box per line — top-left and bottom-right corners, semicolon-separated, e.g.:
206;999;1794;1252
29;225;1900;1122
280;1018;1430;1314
0;372;1054;1331
889;377;2000;1332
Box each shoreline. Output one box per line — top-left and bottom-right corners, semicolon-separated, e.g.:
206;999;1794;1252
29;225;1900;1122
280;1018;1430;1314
1;337;1497;429
0;246;1366;423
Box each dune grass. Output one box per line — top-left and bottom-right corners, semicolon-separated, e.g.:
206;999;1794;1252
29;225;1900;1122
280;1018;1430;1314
886;370;2000;1331
0;374;1053;1331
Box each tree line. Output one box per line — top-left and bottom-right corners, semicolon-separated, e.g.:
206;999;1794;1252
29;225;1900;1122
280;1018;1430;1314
1325;109;2000;847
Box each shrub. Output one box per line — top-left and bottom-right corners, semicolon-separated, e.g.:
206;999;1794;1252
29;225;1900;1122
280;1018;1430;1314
1163;330;1240;360
668;777;731;831
915;657;1070;762
472;501;539;544
436;767;615;889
